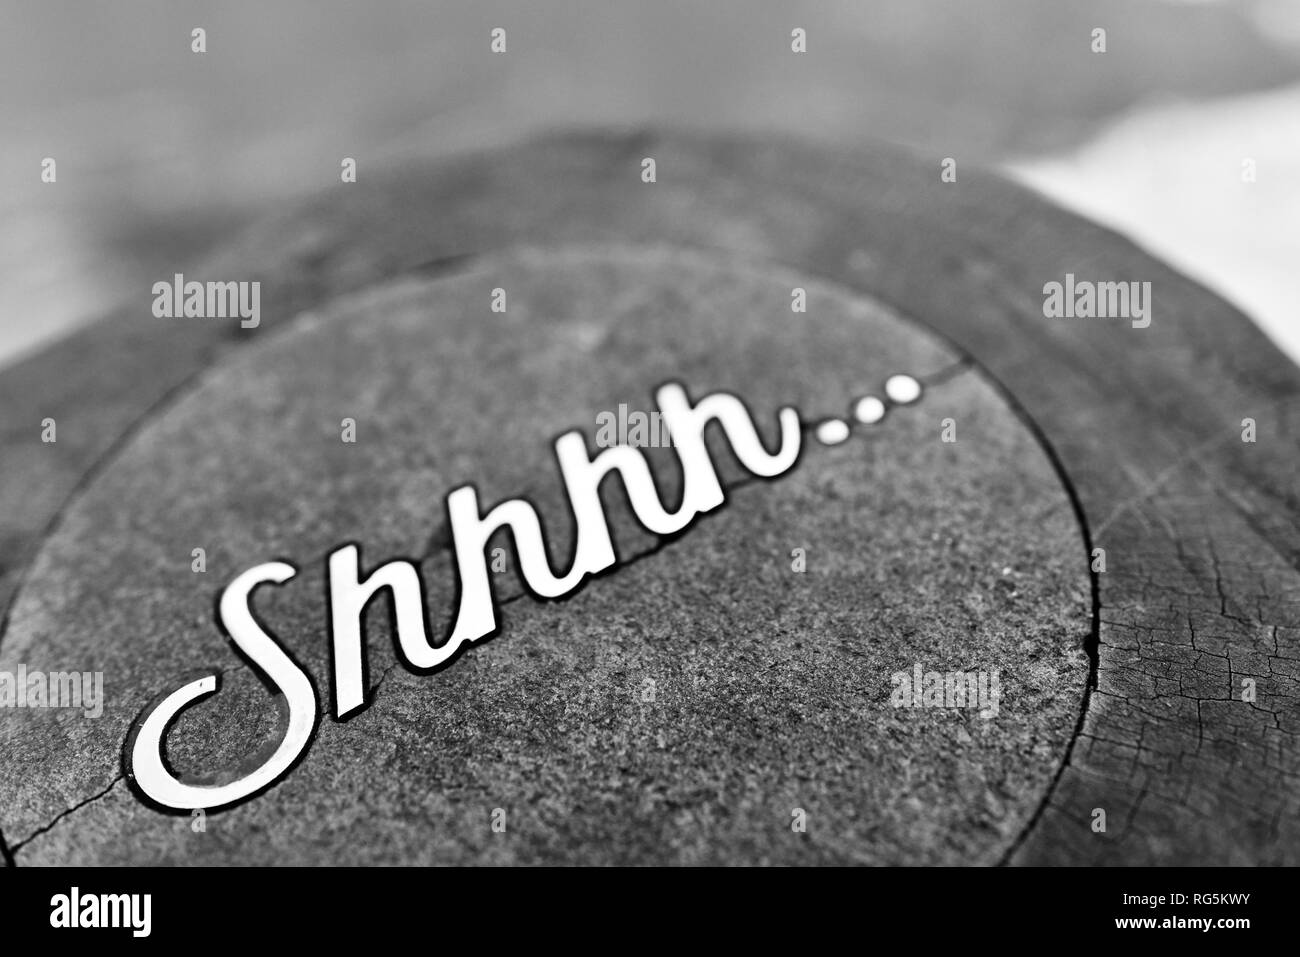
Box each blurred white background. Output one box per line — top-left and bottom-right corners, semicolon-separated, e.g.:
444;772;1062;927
2;0;1298;365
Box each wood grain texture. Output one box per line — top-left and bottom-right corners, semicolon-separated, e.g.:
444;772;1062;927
1;249;1091;864
1;131;1296;864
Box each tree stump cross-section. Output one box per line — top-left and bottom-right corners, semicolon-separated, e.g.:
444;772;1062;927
0;132;1295;865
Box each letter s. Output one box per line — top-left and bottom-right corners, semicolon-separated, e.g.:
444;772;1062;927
126;562;317;811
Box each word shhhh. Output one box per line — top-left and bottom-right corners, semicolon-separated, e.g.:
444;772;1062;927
127;382;801;811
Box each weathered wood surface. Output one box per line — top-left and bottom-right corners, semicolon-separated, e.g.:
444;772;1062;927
1;132;1296;864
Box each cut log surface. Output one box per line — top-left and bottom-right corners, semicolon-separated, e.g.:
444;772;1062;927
0;132;1296;865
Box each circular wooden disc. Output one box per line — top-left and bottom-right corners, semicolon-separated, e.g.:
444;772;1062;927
1;247;1090;864
1;132;1296;865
